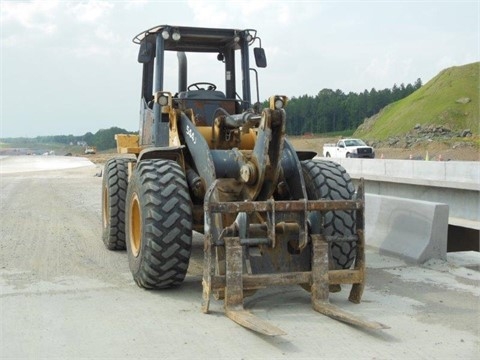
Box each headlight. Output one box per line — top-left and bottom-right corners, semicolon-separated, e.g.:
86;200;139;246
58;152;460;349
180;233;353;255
269;95;288;110
158;95;169;106
154;91;172;107
161;29;170;40
172;30;181;41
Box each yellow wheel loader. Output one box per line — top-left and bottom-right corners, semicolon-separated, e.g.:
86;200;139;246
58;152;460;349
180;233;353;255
102;25;388;335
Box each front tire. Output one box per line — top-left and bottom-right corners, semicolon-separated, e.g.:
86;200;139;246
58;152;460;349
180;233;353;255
301;159;356;269
126;159;193;289
102;158;135;250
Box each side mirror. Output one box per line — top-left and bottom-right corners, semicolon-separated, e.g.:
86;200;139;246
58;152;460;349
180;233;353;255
138;41;153;63
254;47;267;68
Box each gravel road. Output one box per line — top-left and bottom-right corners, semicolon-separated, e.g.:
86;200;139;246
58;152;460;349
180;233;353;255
1;156;478;359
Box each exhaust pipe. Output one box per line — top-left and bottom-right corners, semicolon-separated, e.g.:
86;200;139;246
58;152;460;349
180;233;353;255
177;51;187;92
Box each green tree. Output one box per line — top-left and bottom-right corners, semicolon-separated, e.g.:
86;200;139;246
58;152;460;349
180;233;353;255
93;127;131;151
266;78;422;136
83;132;94;146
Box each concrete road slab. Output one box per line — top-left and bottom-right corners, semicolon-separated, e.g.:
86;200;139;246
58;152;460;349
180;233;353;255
0;155;95;174
1;156;478;359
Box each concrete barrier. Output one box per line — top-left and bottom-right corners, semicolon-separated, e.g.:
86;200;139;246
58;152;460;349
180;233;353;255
315;158;480;234
365;194;449;263
323;158;480;191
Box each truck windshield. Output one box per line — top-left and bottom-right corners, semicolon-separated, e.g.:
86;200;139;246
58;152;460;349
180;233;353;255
344;139;366;147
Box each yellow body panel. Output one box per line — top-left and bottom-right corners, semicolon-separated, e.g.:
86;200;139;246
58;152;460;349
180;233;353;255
115;134;140;154
197;126;256;150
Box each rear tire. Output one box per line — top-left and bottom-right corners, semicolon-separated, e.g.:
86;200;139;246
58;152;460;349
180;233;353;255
301;159;356;269
126;159;193;289
102;158;135;250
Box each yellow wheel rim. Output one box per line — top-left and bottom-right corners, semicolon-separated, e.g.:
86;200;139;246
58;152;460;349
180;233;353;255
129;193;142;257
102;185;109;229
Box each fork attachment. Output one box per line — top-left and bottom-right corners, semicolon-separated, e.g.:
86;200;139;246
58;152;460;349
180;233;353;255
202;179;388;336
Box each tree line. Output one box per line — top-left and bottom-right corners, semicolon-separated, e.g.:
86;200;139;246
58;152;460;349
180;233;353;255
282;79;422;135
3;79;422;149
2;127;135;151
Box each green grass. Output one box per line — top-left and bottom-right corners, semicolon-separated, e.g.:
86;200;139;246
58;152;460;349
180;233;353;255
354;62;479;140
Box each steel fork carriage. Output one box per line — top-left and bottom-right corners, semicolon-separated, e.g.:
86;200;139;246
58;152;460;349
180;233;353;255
202;178;388;336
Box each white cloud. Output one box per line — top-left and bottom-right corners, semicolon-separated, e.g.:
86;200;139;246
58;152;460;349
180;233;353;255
185;0;302;28
67;0;114;23
95;24;119;42
123;0;149;11
231;0;272;17
187;0;229;27
277;4;291;25
364;56;392;80
72;45;110;58
360;55;418;90
1;0;59;34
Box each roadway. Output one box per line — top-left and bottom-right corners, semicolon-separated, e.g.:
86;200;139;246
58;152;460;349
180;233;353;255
0;156;478;359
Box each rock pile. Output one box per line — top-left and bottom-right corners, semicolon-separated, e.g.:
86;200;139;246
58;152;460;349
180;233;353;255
372;124;473;149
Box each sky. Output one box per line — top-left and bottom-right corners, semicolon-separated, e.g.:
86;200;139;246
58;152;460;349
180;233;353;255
1;0;478;138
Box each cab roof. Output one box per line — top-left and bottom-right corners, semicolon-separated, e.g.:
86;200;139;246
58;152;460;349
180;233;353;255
132;25;256;53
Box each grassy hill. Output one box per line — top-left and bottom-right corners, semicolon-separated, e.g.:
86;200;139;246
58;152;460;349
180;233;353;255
354;62;479;140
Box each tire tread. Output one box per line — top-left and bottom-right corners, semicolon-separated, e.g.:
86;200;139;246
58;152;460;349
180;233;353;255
127;160;192;289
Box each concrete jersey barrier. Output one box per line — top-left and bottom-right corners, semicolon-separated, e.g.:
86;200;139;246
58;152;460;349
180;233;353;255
365;194;449;263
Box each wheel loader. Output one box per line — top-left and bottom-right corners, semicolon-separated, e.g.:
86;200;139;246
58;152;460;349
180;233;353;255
102;25;387;335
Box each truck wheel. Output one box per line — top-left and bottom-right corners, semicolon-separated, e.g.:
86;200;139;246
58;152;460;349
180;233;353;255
126;159;193;289
102;158;135;250
301;159;356;269
346;153;351;158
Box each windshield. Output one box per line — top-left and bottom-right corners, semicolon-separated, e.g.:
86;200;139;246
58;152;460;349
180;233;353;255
163;52;226;93
344;139;366;147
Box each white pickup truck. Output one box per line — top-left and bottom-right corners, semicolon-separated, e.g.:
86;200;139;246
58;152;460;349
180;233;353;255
323;138;375;158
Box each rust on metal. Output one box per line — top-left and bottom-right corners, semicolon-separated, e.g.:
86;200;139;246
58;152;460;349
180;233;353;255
223;236;287;336
202;177;388;335
207;199;364;213
312;302;390;330
309;232;389;330
226;309;286;336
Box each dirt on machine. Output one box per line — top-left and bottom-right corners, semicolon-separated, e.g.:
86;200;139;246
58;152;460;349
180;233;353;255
101;25;388;335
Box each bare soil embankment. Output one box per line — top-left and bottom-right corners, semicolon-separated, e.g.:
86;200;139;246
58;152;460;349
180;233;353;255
288;135;479;161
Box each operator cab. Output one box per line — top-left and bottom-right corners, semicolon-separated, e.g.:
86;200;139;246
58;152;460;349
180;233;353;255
134;25;267;140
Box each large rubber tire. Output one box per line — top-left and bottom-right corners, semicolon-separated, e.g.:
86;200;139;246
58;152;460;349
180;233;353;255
125;159;193;289
102;158;135;250
301;159;356;269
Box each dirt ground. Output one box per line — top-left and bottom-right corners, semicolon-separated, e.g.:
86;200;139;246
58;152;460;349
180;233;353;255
288;136;480;162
